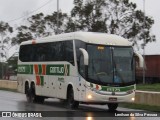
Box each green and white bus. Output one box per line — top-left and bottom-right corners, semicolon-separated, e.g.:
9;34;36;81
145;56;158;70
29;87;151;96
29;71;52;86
17;32;143;111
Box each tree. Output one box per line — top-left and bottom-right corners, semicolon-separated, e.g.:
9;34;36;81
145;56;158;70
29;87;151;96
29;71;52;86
13;12;68;44
0;21;13;61
12;25;33;45
28;13;46;38
44;11;68;34
66;0;156;49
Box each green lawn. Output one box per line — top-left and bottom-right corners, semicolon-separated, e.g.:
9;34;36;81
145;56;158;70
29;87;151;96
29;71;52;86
120;103;160;112
136;83;160;92
120;83;160;111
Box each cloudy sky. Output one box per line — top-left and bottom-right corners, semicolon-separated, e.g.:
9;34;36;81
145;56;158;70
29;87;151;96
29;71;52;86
0;0;160;56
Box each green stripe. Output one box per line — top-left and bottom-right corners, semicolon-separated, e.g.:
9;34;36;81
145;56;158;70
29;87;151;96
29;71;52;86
40;76;44;86
46;64;70;76
101;85;134;92
89;82;134;92
18;64;70;76
38;65;42;74
18;65;33;74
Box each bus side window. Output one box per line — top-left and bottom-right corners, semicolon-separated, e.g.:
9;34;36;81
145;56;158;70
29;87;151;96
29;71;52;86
19;45;33;62
64;41;74;65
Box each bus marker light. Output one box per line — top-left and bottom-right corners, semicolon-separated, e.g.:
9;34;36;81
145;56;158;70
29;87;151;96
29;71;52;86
32;40;36;44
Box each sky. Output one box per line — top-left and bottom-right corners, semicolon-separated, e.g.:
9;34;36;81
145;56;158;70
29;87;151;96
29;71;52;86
0;0;160;57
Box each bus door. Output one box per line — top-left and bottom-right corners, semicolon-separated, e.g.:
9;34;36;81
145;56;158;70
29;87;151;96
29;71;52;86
56;76;66;99
77;76;86;101
33;64;49;96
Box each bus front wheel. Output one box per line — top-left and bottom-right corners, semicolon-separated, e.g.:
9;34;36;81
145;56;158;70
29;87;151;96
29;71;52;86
66;87;79;109
107;103;118;111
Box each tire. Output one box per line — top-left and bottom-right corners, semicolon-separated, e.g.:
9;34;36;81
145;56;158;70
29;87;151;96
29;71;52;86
25;88;34;103
26;84;44;104
108;103;118;111
66;87;79;109
36;96;45;103
26;87;31;102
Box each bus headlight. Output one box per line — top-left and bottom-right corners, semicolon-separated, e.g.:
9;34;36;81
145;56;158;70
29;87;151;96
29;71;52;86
87;94;92;99
131;97;135;101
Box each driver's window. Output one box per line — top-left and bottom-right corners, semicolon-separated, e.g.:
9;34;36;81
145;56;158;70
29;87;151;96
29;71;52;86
79;55;85;78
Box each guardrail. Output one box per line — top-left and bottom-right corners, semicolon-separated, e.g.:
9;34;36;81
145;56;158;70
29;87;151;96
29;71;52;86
134;90;160;106
0;80;160;106
0;80;17;90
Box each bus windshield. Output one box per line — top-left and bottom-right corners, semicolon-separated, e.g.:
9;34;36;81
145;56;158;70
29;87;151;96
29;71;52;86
87;45;134;86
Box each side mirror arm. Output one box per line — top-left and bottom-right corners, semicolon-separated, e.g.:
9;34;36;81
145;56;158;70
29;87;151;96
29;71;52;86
134;51;144;68
79;48;89;65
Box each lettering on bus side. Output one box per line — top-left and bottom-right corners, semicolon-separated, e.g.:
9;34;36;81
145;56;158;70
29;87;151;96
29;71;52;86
18;66;25;73
18;65;33;74
50;67;64;74
47;64;70;76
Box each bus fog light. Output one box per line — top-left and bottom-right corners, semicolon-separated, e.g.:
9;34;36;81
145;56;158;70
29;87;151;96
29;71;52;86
87;95;92;99
131;97;135;101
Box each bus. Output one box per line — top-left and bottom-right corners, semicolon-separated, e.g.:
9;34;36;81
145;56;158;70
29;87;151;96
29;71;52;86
17;32;143;111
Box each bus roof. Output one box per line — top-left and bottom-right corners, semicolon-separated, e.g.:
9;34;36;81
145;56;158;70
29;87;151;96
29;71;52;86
20;32;132;46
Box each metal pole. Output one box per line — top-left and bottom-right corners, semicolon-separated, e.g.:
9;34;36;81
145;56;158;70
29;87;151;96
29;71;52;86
143;0;146;84
0;35;3;79
1;61;3;79
57;0;59;34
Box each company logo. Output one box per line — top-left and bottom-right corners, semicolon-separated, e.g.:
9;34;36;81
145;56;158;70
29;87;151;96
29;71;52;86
50;67;64;74
48;64;69;76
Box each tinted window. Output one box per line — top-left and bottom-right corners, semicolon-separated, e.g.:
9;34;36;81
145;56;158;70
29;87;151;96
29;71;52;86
19;40;74;65
19;45;33;61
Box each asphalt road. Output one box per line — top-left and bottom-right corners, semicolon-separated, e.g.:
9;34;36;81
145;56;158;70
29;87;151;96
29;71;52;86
0;90;159;120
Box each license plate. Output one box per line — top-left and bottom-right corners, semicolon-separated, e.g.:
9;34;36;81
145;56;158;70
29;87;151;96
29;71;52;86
109;97;117;101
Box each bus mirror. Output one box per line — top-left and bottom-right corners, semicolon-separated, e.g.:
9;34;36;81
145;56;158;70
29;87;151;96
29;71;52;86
79;48;89;65
134;51;144;68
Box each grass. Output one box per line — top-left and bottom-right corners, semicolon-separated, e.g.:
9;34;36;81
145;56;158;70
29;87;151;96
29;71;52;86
124;83;160;112
120;103;160;112
136;83;160;92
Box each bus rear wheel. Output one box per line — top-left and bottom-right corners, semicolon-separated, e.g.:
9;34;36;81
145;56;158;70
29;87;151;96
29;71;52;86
66;87;79;109
26;84;44;103
108;103;118;111
26;87;31;102
25;88;34;103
